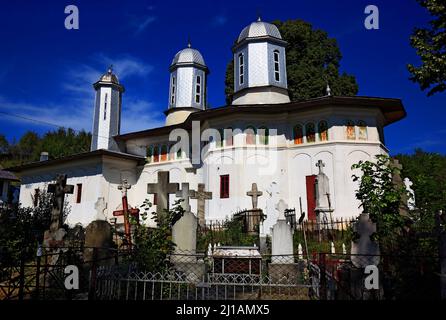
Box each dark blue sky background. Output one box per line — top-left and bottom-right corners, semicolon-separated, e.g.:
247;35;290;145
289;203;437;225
0;0;444;155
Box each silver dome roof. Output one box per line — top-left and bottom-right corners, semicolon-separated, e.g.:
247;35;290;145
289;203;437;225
237;19;282;43
98;67;120;84
171;46;206;67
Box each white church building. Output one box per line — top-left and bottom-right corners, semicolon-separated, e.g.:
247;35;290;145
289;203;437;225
9;19;406;233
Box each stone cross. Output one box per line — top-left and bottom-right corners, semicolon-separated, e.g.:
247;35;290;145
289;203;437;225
176;183;195;213
47;174;74;232
351;213;380;268
316;159;325;174
147;171;179;217
190;183;212;227
246;183;263;209
118;179;131;197
275;199;288;220
94;197;107;221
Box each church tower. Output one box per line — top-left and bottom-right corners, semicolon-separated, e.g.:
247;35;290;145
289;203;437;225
232;18;290;105
91;67;125;151
165;43;209;126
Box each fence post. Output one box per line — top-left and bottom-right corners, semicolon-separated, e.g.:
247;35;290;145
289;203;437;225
437;210;446;299
319;253;327;300
18;250;26;301
88;247;98;301
35;245;42;300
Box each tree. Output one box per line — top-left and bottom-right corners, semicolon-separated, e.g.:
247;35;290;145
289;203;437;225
130;199;185;272
351;155;407;253
408;0;446;96
0;134;9;155
224;19;358;103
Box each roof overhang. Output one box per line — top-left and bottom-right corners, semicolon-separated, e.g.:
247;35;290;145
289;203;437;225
6;149;145;173
115;96;406;141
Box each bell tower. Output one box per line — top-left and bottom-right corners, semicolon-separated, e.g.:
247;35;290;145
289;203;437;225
165;42;209;126
232;18;290;105
91;66;125;151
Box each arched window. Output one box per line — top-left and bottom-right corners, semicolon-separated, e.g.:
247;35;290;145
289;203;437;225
195;75;201;104
146;145;153;163
258;126;269;145
306;123;316;143
293;125;303;145
170;76;176;106
273;50;280;82
168;145;175;160
245;126;256;145
238;53;244;85
318;120;329;142
225;127;233;147
153;146;160;162
104;93;108;120
217;129;224;148
160;145;168;161
346;120;356;140
358;121;368;140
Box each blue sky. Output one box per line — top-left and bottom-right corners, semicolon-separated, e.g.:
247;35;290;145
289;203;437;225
0;0;444;155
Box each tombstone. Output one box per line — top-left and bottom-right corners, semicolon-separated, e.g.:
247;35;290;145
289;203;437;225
314;160;332;216
247;183;263;209
94;197;107;221
171;211;206;282
331;242;336;254
351;213;380;268
404;177;416;210
83;220;113;265
47;174;74;232
43;174;74;249
147;171;179;218
189;183;212;227
390;159;410;217
176;183;195;213
298;243;303;260
269;199;299;283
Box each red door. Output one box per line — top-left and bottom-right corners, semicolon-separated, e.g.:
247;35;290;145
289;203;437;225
306;175;317;221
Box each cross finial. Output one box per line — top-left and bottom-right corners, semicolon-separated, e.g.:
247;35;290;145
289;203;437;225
108;65;113;74
326;83;331;96
118;178;131;197
316;160;325;174
187;37;191;48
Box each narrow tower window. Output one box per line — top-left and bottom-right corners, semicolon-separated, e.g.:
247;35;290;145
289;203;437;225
238;53;244;85
170;76;176;106
195;75;201;104
273;50;280;82
103;93;108;120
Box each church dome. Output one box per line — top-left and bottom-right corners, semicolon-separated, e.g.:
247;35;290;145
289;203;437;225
171;45;206;68
237;18;282;43
98;67;120;84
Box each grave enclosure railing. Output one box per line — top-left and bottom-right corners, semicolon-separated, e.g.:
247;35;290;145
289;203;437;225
1;247;442;300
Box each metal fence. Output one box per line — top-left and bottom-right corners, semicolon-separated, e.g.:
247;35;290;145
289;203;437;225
1;247;442;300
93;252;316;300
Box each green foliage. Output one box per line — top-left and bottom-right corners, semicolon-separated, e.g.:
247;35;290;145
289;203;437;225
197;217;259;251
1;128;91;168
394;149;446;253
224;19;358;103
351;155;407;252
130;199;185;272
408;0;446;96
0;190;70;266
